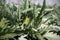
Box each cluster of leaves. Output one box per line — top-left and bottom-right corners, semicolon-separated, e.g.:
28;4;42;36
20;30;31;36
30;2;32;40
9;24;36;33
0;0;60;40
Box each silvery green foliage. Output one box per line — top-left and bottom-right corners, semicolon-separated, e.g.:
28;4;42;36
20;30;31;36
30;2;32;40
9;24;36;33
0;0;60;40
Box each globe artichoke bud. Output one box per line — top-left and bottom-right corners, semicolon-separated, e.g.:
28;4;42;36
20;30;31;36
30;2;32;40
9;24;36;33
24;16;30;26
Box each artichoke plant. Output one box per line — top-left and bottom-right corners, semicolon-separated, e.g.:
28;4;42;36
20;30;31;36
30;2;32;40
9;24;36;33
0;0;60;40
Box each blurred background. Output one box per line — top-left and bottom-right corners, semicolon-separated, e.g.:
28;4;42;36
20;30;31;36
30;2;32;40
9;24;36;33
6;0;60;5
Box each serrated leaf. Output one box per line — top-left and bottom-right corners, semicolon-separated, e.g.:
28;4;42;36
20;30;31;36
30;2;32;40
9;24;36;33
0;33;17;39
